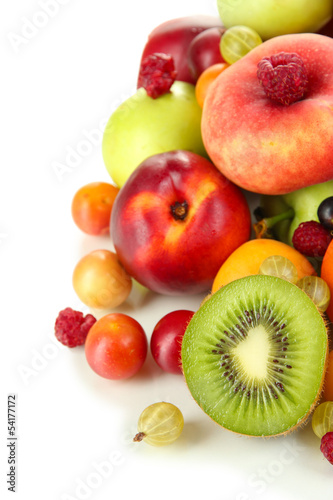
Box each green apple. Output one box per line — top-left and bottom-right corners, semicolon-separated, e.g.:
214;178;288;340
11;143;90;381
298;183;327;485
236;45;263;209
254;181;333;245
217;0;333;40
102;82;206;187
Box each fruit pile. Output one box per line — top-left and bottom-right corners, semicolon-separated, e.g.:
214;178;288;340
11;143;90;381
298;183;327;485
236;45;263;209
55;1;333;462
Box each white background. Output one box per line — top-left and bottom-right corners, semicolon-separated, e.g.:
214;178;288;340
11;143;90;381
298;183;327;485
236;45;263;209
1;1;332;499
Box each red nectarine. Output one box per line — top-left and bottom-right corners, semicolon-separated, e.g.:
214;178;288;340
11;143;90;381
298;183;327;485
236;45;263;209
110;150;251;295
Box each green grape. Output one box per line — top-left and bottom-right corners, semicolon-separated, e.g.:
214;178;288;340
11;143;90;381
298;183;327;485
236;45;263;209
312;401;333;439
220;25;262;65
258;255;298;284
296;276;331;312
133;402;184;446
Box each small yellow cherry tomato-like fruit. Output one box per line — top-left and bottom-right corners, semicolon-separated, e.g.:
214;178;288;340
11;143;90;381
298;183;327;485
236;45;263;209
72;249;132;310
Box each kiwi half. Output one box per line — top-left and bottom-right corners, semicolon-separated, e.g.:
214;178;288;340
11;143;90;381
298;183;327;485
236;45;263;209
181;274;328;437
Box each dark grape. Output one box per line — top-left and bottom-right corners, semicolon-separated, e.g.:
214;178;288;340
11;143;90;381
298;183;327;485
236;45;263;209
318;196;333;229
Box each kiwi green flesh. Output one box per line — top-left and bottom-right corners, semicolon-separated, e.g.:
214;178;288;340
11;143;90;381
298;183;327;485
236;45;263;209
181;275;328;437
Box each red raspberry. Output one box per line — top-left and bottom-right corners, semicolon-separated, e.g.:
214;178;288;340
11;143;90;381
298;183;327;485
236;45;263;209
320;432;333;465
292;221;332;258
138;53;177;99
54;307;96;348
257;52;308;106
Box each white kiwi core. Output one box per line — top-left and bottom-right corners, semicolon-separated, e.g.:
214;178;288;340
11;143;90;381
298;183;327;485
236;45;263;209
232;325;270;381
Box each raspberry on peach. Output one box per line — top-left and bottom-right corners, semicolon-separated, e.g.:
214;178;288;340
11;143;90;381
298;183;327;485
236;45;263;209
202;33;333;195
257;52;308;106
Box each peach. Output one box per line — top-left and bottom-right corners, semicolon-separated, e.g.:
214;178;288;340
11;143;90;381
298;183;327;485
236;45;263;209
201;33;333;195
212;238;316;293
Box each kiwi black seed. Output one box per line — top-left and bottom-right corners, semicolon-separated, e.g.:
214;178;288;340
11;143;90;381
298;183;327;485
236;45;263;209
181;274;328;437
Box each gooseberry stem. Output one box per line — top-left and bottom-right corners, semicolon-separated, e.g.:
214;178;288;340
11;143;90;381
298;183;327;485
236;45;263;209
253;208;295;239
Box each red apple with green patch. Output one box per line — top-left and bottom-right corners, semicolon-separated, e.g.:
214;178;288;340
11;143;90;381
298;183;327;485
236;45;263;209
201;33;333;195
110;150;251;295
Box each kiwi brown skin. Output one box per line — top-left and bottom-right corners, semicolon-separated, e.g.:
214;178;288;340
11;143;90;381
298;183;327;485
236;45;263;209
181;275;329;438
199;292;212;308
326;314;333;351
318;314;332;406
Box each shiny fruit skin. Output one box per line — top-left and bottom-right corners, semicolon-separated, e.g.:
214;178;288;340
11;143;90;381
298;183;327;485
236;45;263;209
195;63;229;108
312;401;333;438
111;150;251;295
220;25;262;65
72;250;132;310
321;239;333;322
102;82;206;188
150;310;195;374
212;239;316;293
135;402;184;446
217;0;332;40
137;16;224;85
318;196;333;229
296;276;331;312
258;255;298;283
85;313;147;380
71;182;119;236
188;27;226;81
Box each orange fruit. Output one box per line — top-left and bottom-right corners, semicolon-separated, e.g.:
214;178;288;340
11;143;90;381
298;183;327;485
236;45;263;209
71;182;119;235
212;238;316;293
321;239;333;322
195;63;229;108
